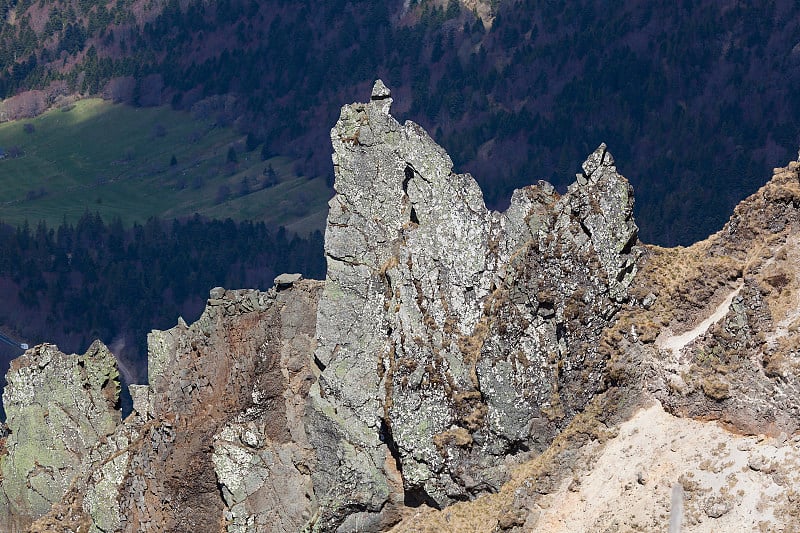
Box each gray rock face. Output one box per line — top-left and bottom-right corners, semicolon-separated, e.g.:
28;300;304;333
0;341;121;531
307;80;641;528
274;272;304;288
0;82;642;532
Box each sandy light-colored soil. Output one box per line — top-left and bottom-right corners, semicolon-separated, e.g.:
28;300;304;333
391;400;800;533
534;401;800;532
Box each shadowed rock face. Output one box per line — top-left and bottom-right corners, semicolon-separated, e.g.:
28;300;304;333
307;81;641;529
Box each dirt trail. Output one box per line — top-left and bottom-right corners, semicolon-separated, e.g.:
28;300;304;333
656;285;742;357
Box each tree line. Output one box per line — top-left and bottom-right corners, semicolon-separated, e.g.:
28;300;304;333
0;212;325;371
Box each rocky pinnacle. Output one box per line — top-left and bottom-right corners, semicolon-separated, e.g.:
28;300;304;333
307;80;641;529
0;81;642;533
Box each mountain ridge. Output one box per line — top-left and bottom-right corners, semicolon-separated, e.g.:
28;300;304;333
2;82;800;532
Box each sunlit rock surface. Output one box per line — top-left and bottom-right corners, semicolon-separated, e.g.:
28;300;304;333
4;82;800;533
307;80;641;529
0;341;120;531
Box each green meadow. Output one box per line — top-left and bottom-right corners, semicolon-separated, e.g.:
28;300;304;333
0;99;330;235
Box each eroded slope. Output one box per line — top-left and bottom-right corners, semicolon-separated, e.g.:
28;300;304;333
387;158;800;532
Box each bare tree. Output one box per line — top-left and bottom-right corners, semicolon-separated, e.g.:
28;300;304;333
1;90;47;121
103;76;136;104
45;80;69;105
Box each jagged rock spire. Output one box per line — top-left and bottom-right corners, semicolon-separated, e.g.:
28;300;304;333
309;83;642;528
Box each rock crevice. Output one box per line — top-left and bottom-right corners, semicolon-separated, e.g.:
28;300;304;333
307;80;642;528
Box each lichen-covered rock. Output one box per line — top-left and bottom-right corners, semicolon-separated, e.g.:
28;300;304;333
0;341;120;531
21;282;323;533
1;82;646;532
307;81;641;527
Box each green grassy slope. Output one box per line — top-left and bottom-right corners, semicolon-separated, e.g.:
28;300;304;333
0;99;330;234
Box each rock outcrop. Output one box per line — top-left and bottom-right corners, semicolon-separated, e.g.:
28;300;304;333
1;282;322;532
387;153;800;533
307;80;641;528
0;341;120;531
2;82;800;533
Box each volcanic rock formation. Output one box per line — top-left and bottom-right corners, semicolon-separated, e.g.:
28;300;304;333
1;82;800;532
305;80;640;529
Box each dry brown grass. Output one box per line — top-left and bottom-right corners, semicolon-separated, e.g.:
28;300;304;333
754;237;800;324
700;376;731;401
389;390;639;532
630;163;800;339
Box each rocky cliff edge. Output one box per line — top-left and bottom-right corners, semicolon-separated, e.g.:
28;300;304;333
1;82;799;532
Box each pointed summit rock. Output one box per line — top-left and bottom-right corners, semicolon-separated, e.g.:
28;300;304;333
0;84;648;533
308;83;642;528
371;79;391;100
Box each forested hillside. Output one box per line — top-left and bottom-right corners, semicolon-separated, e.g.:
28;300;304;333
2;0;799;245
